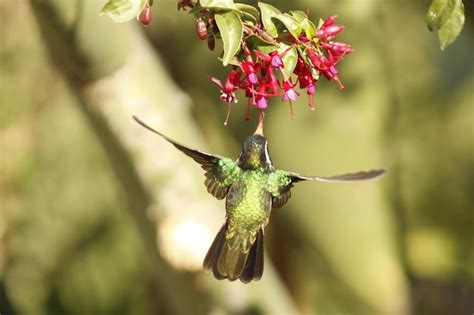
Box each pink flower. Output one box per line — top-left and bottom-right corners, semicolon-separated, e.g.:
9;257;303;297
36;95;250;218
249;77;280;109
256;95;268;109
281;79;299;102
269;51;284;68
254;50;287;69
306;83;316;95
293;58;318;109
241;46;259;84
209;69;242;103
307;49;345;90
240;60;258;85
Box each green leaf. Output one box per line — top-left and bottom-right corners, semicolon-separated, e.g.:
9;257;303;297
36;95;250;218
273;13;302;39
438;0;465;49
100;0;148;23
426;0;465;49
427;0;454;31
258;2;281;37
215;11;243;66
291;11;316;39
200;0;235;10
279;44;298;78
258;3;302;39
234;3;260;21
317;18;324;29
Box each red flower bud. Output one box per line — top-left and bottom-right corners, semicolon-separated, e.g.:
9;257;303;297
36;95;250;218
139;4;152;26
322;41;354;55
307;49;327;71
322;15;338;28
207;35;215;51
316;25;344;39
196;18;207;40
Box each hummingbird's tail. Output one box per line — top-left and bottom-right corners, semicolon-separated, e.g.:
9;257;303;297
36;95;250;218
203;223;264;283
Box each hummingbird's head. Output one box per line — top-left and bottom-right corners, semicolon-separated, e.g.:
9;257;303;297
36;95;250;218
238;134;273;170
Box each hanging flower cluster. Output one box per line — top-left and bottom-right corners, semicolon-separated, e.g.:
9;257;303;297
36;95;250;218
207;15;352;124
186;3;353;123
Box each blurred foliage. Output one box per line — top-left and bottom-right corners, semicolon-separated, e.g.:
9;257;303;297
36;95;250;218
1;1;473;315
0;5;154;315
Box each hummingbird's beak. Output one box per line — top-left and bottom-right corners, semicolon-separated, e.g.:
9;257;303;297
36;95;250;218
254;112;264;136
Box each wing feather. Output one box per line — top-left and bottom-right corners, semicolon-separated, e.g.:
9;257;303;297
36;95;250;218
271;169;386;208
293;169;386;183
134;116;240;199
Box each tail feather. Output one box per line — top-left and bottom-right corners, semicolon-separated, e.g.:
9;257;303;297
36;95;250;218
218;243;247;281
239;228;264;283
203;223;264;283
203;224;227;280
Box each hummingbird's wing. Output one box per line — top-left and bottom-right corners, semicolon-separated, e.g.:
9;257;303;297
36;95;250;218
293;169;386;182
270;169;386;208
134;116;240;200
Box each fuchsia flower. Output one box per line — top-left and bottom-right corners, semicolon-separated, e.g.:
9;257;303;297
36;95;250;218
209;68;242;103
281;78;299;102
256;94;268;109
241;61;258;84
307;49;345;90
254;50;288;69
207;13;353;121
293;58;317;109
240;46;259;84
281;78;299;119
269;51;284;68
253;76;279;109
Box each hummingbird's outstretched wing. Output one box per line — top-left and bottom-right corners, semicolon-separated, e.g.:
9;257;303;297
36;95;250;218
133;116;241;200
269;169;386;208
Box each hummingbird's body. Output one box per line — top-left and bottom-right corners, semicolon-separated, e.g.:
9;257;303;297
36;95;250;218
134;116;385;283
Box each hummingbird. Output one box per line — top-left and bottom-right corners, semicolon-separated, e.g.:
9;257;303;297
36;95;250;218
133;115;385;283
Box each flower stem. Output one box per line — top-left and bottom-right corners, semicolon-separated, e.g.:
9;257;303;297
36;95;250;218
254;111;265;135
224;102;232;125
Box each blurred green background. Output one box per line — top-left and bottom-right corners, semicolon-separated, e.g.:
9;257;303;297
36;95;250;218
1;1;473;315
